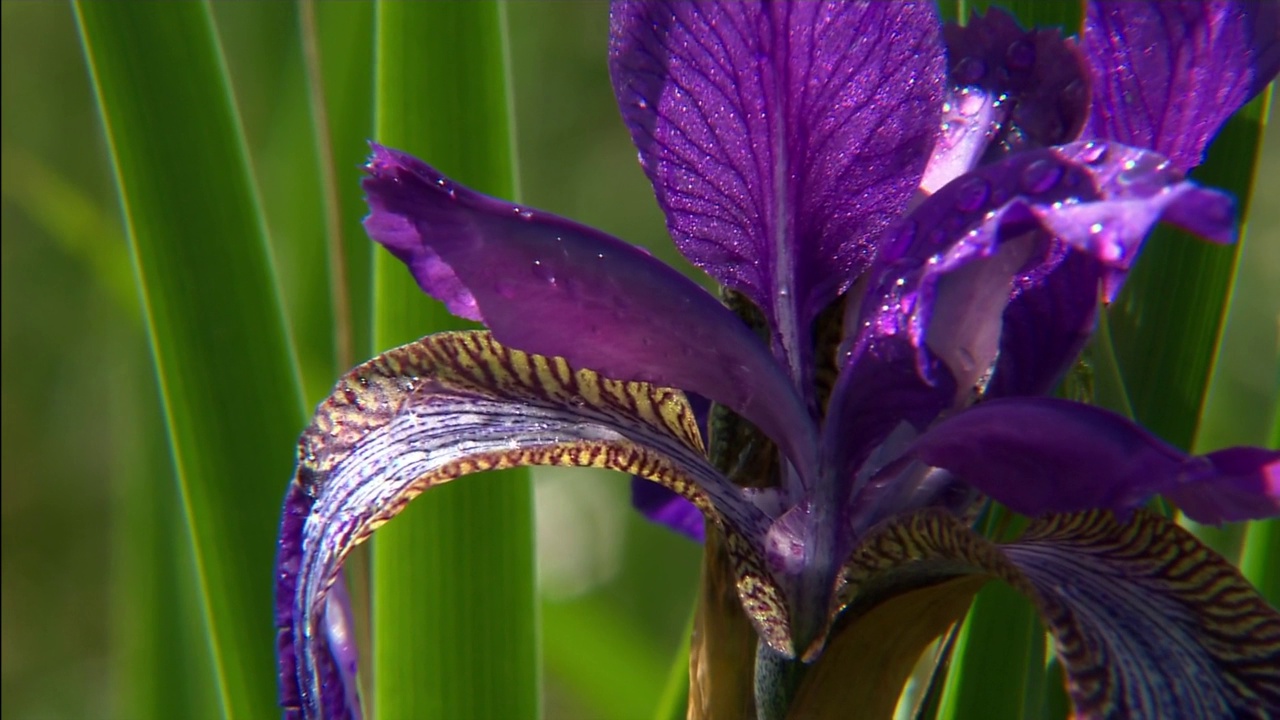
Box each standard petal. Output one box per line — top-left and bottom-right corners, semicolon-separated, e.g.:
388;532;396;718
610;1;945;384
363;146;818;483
1084;0;1280;172
275;331;786;718
828;141;1233;501
836;509;1280;718
943;8;1091;159
908;397;1280;523
631;478;705;541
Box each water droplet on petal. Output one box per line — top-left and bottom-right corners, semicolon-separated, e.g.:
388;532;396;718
1079;141;1108;166
513;207;534;220
1006;39;1035;70
531;260;556;284
954;177;990;213
1020;158;1063;194
955;57;986;85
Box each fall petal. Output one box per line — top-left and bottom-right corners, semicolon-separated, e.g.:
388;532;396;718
836;509;1280;717
1083;0;1280;172
610;0;945;384
276;331;780;719
363;146;818;480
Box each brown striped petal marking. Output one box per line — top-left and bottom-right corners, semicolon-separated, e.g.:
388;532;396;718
276;331;790;718
819;509;1280;719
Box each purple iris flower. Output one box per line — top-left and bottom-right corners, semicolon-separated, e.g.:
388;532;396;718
276;2;1280;719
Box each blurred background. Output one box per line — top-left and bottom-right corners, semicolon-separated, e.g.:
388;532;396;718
2;2;1276;719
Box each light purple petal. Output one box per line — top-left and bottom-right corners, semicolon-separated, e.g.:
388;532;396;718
1084;0;1280;172
363;145;818;481
610;1;945;386
908;397;1280;522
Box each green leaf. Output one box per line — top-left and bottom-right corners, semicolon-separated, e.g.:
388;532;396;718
1110;92;1270;453
369;3;538;718
76;2;305;717
936;583;1045;720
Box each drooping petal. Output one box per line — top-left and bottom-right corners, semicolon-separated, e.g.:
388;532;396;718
829;141;1234;499
1084;0;1280;172
610;1;945;386
835;509;1280;717
908;397;1280;523
363;146;818;482
276;331;788;719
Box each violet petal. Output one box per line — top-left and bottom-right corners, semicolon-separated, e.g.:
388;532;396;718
829;141;1233;490
1084;0;1280;172
908;397;1280;522
610;1;945;384
944;8;1092;160
631;478;706;541
363;145;818;481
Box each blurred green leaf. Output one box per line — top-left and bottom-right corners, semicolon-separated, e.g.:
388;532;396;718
936;583;1045;720
76;3;305;717
369;3;538;718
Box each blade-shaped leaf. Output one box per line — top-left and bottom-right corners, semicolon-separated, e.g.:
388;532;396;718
76;2;305;716
368;3;537;718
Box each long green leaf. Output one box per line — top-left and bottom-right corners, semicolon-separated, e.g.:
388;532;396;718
76;3;305;717
370;3;538;718
1111;92;1270;453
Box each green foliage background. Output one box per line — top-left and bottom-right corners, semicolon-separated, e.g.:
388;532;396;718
1;2;1275;719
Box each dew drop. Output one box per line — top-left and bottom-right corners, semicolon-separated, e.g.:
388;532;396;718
954;177;990;213
1079;141;1108;166
531;259;556;284
513;207;534;220
955;57;986;85
1006;39;1035;70
1020;158;1063;194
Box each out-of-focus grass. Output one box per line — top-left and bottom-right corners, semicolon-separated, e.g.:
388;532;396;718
1;3;1274;719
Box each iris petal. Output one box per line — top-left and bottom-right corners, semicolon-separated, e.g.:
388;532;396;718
829;140;1234;492
909;397;1280;522
610;1;945;387
836;509;1280;718
275;331;782;718
1084;0;1280;172
362;145;818;482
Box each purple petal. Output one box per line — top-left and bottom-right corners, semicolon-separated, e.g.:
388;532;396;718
1084;0;1280;172
908;397;1280;522
944;8;1092;158
363;146;818;482
631;478;705;541
829;141;1234;486
277;332;764;719
986;249;1102;398
610;1;945;385
839;510;1280;717
1166;447;1280;524
1003;512;1280;716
